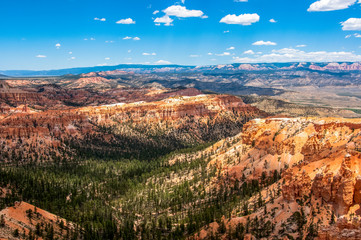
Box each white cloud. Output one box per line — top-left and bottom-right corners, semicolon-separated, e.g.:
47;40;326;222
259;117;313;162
233;48;361;63
223;30;230;33
70;57;76;60
105;57;110;60
220;13;260;25
308;0;356;11
296;44;307;47
55;43;61;49
355;33;361;38
36;55;46;58
345;34;352;38
143;52;156;56
207;52;213;55
234;0;248;2
227;46;235;50
252;40;277;46
155;60;172;65
342;18;361;30
269;19;277;23
128;50;132;53
123;36;140;40
163;5;206;18
215;52;231;56
155;4;207;26
94;17;106;21
243;50;255;55
154;15;174;26
116;18;135;24
190;54;200;57
69;52;73;54
97;63;108;66
153;10;159;15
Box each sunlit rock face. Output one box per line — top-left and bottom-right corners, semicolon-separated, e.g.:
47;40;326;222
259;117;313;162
194;117;361;239
0;94;265;163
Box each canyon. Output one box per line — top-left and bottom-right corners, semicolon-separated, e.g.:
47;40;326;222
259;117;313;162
1;69;361;239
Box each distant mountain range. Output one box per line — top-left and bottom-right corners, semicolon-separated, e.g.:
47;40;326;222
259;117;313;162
1;62;361;77
0;64;193;77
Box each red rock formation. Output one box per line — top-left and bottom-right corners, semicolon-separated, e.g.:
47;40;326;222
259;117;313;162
282;170;311;202
196;117;361;239
318;217;361;240
0;80;43;108
0;202;76;239
0;94;264;163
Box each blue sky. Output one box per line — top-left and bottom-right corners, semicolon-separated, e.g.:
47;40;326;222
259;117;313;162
1;0;361;70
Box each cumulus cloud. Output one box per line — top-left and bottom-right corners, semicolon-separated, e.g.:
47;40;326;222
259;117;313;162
308;0;356;12
154;15;174;26
94;17;106;21
155;60;172;65
154;5;207;26
220;13;260;25
163;5;206;18
215;52;231;56
243;50;255;55
116;18;135;24
296;44;307;48
252;40;277;46
233;48;361;63
153;10;159;15
143;52;156;56
123;36;140;40
36;55;46;58
342;18;361;30
269;19;277;23
227;46;235;50
55;43;61;49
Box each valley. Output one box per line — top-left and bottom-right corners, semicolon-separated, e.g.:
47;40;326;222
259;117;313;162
0;65;361;239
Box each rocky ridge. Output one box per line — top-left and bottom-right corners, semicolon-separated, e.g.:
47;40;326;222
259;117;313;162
186;117;361;239
0;201;76;240
0;94;264;163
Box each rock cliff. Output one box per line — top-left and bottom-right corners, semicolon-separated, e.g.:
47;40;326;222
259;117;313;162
0;94;265;163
